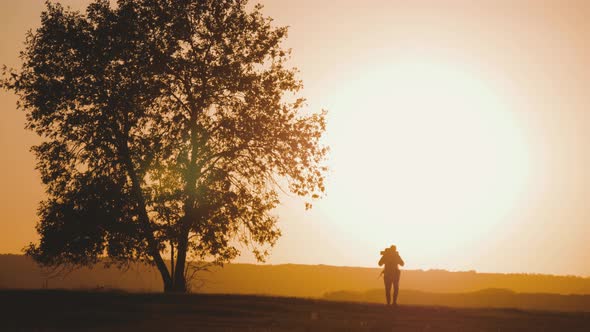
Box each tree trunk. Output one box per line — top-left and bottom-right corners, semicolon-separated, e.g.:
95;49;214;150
171;231;189;292
164;104;200;294
118;136;174;291
163;279;173;292
170;243;175;285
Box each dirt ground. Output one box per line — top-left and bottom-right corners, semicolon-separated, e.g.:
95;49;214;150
1;290;589;331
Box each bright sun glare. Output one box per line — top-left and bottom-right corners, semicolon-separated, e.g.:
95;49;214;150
319;59;532;268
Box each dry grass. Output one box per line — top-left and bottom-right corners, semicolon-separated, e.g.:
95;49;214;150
1;290;589;331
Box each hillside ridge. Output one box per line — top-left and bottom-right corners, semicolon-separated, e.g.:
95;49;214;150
2;254;590;296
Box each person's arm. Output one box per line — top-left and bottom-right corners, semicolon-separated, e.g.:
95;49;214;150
398;253;405;267
378;255;385;266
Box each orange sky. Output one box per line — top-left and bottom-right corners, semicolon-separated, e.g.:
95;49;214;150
1;0;589;276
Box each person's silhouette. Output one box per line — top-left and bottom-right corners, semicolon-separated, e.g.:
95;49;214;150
378;245;404;306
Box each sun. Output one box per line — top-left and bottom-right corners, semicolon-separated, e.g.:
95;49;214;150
317;58;532;269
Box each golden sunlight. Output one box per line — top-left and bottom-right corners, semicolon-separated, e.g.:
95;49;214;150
319;57;532;267
3;1;590;326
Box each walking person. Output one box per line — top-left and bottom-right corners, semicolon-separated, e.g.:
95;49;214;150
378;245;404;306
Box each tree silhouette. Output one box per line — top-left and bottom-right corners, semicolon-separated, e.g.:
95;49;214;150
2;0;327;292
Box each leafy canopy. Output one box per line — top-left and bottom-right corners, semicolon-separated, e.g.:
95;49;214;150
2;0;327;278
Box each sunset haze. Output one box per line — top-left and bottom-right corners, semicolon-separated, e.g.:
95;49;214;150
1;0;589;277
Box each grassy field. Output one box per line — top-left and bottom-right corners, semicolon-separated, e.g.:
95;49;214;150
1;290;589;331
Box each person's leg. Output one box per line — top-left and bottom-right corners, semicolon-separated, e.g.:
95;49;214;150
393;270;401;305
384;275;393;305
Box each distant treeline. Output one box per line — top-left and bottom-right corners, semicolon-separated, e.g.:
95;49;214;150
324;288;590;312
2;254;589;298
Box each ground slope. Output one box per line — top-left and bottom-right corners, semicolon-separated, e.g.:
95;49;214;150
3;254;590;296
1;290;589;332
325;288;590;312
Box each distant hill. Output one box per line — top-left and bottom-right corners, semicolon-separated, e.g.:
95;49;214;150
197;264;590;298
324;288;590;312
0;254;162;291
2;254;590;298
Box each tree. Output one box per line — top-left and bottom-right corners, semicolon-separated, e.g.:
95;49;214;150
2;0;327;292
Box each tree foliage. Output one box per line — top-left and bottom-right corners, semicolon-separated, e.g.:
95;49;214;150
2;0;327;292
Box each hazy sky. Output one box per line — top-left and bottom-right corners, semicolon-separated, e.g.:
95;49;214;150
1;0;589;276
